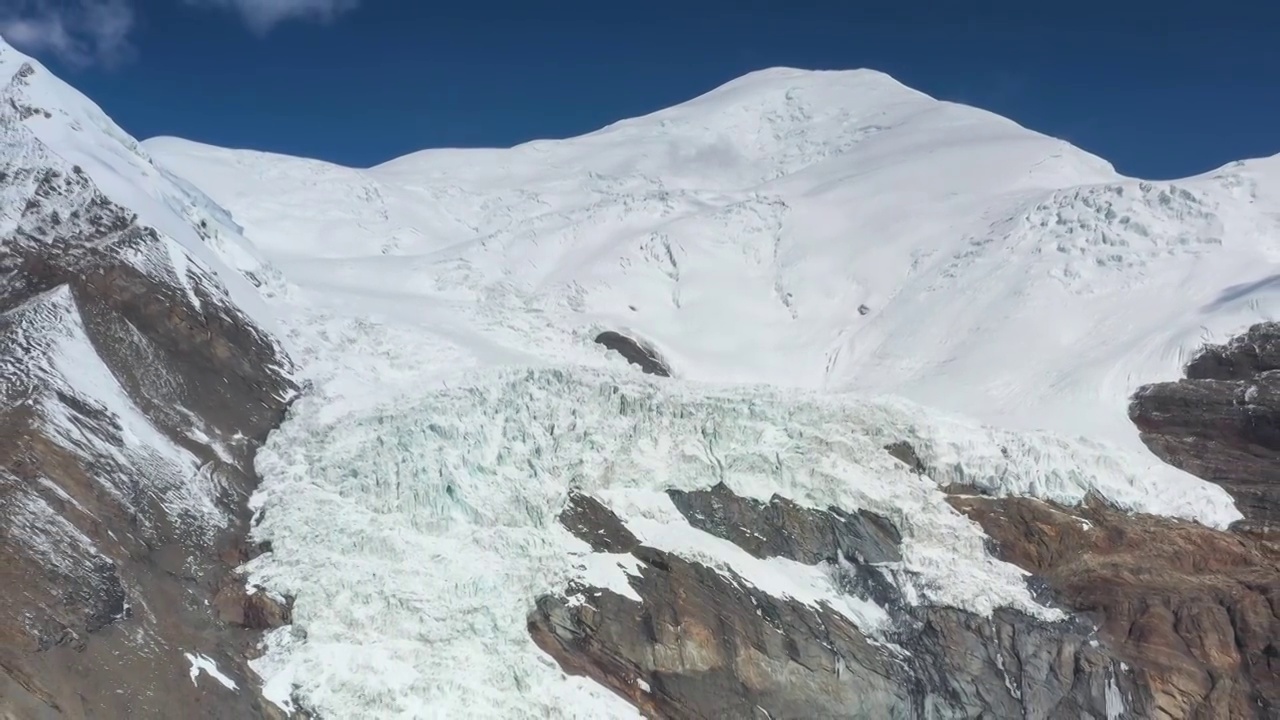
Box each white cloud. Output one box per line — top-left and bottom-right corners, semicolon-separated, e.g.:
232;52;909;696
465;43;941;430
0;0;360;67
0;0;134;67
185;0;360;35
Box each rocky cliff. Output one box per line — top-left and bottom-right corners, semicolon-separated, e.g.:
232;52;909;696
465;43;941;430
953;496;1279;719
531;488;1136;720
0;55;296;718
1131;322;1280;536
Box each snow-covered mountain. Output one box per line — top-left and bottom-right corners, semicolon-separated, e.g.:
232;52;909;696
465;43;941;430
146;68;1280;446
4;26;1279;717
139;68;1280;718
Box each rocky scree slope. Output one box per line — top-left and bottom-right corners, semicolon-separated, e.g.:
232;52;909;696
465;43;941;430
0;43;295;718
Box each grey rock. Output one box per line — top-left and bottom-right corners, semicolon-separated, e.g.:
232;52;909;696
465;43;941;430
884;441;928;476
1185;322;1280;380
559;492;640;554
531;488;1138;719
668;482;902;565
595;330;671;377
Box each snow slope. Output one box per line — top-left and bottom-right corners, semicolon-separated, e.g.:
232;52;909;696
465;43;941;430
0;40;282;325
145;68;1280;443
140;68;1280;717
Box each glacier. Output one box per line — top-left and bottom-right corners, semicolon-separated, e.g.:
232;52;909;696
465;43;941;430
244;367;1235;718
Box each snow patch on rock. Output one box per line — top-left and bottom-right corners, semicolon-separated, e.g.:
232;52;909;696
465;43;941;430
185;653;238;691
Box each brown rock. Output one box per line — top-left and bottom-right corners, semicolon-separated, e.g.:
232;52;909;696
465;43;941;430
214;582;292;631
951;495;1280;719
0;110;296;718
1130;322;1280;535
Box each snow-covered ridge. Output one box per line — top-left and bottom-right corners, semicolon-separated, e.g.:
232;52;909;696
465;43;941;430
0;40;283;326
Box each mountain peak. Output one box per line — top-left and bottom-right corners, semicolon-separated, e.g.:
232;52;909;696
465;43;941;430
713;65;912;90
363;63;1117;196
589;64;932;137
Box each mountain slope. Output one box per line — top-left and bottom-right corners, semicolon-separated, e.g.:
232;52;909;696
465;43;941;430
0;39;296;718
142;68;1280;718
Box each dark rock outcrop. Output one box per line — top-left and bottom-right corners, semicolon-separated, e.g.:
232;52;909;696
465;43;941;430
595;330;671;377
668;482;902;565
531;490;1137;719
0;84;296;718
1184;323;1280;381
884;441;928;476
559;491;640;553
1130;322;1280;534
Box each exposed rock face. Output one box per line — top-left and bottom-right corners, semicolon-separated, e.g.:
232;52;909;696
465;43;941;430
213;583;293;631
1184;323;1280;381
883;441;928;476
668;482;903;565
595;330;671;377
952;496;1280;720
531;489;1137;719
0;69;296;718
558;492;641;554
531;546;913;720
1130;322;1280;534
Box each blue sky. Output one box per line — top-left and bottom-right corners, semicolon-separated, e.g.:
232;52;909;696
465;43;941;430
2;1;1277;179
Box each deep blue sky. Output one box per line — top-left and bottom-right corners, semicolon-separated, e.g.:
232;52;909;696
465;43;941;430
28;1;1280;179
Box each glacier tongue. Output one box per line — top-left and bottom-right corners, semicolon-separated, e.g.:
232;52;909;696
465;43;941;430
246;366;1236;717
